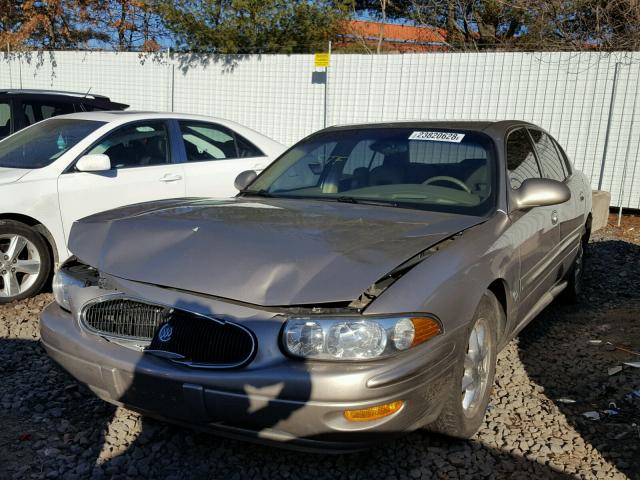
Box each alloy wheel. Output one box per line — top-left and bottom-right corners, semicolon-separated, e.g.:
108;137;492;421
461;317;493;418
0;234;42;299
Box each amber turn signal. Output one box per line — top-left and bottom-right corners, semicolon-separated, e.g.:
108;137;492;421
410;317;442;348
343;400;404;422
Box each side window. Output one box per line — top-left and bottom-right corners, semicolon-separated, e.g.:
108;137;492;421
22;101;75;125
528;129;566;182
506;128;541;190
0;102;11;138
87;122;170;169
236;134;263;158
552;138;572;177
179;122;238;161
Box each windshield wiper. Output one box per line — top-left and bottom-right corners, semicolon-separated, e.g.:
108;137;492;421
336;196;358;204
239;189;274;198
335;196;399;207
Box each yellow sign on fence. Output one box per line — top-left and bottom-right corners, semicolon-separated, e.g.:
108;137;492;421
314;53;330;68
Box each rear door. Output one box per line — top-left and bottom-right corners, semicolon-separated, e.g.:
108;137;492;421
175;120;271;198
57;120;186;242
506;128;560;318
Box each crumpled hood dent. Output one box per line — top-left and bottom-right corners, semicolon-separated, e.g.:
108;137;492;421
69;198;483;306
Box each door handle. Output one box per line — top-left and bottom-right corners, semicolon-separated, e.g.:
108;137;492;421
551;210;559;225
159;174;182;183
579;191;585;201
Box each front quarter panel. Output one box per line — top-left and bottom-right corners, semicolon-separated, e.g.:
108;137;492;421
364;212;519;344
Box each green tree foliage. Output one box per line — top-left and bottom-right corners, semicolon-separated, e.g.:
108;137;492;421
158;0;354;53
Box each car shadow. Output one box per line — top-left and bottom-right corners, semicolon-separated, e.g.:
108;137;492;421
0;342;579;476
518;239;640;479
1;337;581;477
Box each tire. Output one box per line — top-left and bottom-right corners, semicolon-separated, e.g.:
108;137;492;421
0;220;52;304
562;228;588;304
427;291;501;439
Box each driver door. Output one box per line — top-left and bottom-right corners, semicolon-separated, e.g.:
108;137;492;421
506;128;560;322
57;120;186;243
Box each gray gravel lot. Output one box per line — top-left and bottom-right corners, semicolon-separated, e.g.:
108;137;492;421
1;217;639;480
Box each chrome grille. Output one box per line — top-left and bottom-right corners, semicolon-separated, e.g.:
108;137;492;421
82;298;169;340
147;308;256;367
81;296;256;368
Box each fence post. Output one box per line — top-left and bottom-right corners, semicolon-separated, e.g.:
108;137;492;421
598;62;621;190
6;42;12;88
166;48;174;113
617;64;639;226
323;40;331;128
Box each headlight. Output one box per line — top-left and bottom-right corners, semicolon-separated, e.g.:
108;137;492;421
52;269;86;311
282;315;441;361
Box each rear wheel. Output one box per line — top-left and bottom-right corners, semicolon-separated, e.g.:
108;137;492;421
0;221;52;303
563;232;587;304
428;291;500;439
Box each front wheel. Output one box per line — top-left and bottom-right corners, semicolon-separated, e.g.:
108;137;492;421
0;220;52;303
427;291;501;439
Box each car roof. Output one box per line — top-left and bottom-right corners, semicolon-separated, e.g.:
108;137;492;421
54;111;248;124
323;120;537;135
0;88;112;101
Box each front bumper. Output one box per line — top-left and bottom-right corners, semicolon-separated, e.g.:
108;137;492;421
40;302;457;452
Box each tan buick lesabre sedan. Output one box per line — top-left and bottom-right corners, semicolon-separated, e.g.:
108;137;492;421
41;121;592;451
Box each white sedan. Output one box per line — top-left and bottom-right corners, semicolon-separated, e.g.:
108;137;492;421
0;111;285;303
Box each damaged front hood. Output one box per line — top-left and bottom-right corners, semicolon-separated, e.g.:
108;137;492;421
69;198;483;306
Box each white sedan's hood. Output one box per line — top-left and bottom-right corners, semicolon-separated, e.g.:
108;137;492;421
0;168;31;185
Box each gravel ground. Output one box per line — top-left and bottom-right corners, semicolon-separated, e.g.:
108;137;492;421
1;214;639;480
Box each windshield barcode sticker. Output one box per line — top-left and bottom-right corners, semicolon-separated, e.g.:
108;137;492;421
409;131;465;143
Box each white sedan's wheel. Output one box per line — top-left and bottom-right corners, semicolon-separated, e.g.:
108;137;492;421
0;234;42;298
0;221;51;303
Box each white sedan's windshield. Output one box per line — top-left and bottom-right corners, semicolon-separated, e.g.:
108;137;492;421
0;118;105;169
247;127;497;215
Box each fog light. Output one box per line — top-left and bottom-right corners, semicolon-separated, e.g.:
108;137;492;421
343;400;404;422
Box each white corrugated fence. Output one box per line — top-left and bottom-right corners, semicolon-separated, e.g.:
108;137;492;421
1;50;639;208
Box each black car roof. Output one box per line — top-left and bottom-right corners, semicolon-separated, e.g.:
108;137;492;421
0;89;111;101
323;120;537;135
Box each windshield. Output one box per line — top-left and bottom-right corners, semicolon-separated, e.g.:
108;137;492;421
246;127;497;215
0;118;105;169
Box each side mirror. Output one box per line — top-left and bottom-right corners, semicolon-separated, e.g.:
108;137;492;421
234;170;258;191
76;154;111;172
513;178;571;210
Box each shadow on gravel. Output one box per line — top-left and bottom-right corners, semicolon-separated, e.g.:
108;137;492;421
2;341;579;478
519;240;640;480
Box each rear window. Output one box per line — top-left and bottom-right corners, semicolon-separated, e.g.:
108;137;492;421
0;118;105;169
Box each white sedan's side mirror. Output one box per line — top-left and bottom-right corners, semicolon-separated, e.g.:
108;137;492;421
234;170;258;191
76;154;111;172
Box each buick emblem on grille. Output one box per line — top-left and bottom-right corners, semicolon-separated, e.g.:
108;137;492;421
158;324;173;342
